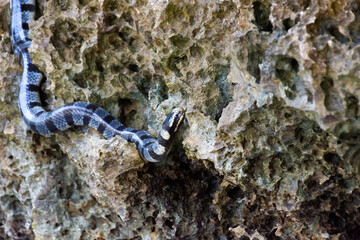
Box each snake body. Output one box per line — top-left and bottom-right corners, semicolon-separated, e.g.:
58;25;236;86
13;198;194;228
10;0;184;162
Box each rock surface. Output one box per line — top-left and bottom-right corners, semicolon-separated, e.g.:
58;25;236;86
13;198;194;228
1;0;360;239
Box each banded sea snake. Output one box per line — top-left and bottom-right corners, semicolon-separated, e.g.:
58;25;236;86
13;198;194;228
10;0;185;162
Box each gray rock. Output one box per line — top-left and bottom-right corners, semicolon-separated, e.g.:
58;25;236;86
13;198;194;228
1;0;359;239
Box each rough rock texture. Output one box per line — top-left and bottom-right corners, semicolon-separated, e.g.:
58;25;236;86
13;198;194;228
1;0;360;239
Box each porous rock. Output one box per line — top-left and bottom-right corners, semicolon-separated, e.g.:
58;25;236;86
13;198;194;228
1;0;359;239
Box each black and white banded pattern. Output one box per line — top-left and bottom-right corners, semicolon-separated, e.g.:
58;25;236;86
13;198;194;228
10;0;184;162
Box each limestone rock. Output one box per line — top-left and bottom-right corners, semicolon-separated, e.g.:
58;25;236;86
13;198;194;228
1;0;359;239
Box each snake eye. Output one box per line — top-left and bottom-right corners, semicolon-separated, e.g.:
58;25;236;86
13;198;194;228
174;111;183;122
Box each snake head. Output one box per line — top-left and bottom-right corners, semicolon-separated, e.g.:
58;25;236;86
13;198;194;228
163;107;185;135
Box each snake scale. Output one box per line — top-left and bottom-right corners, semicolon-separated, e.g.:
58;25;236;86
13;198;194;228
10;0;184;162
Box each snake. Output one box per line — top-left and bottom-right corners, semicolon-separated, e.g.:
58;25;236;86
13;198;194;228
10;0;185;162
